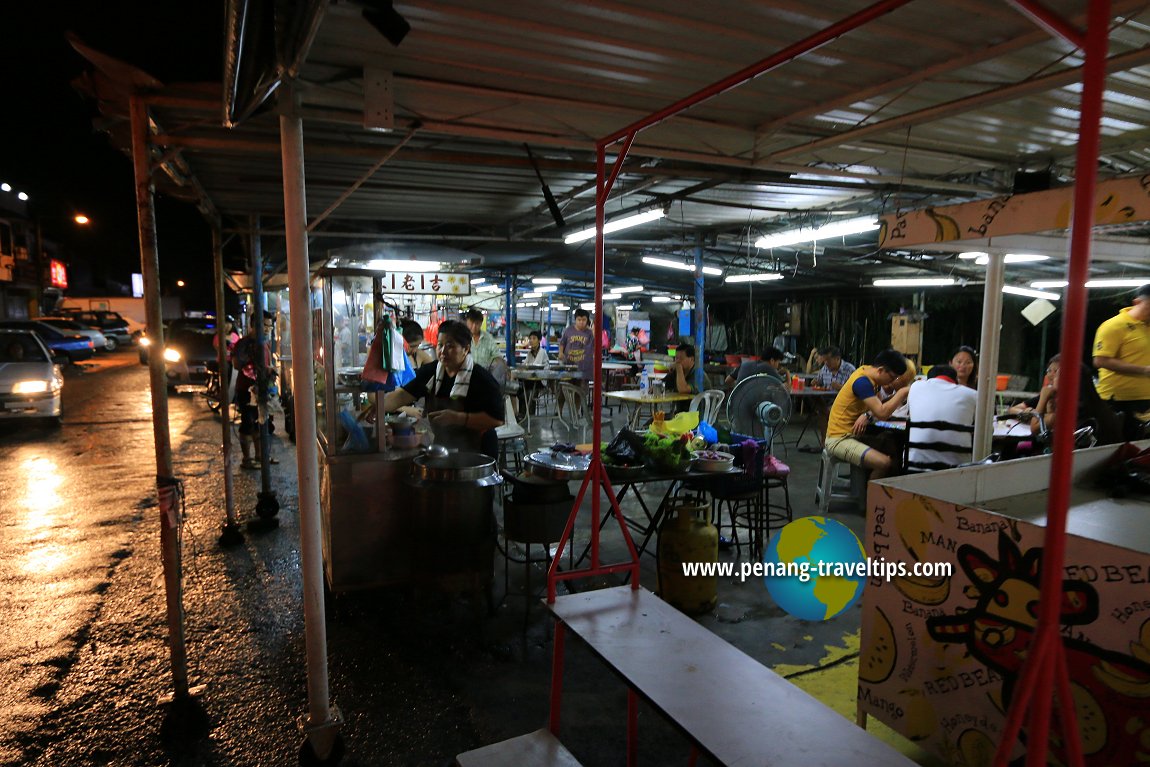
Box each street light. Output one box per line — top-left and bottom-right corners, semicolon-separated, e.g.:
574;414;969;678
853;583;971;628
176;279;186;288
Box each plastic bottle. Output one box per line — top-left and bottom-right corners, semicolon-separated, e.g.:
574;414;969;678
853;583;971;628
639;366;650;396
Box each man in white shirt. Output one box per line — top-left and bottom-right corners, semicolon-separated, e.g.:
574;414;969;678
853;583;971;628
905;364;978;472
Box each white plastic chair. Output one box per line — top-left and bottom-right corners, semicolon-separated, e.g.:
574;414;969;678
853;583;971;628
689;389;726;426
496;394;527;471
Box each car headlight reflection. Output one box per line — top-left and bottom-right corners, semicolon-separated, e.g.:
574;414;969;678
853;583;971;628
163;348;182;363
13;380;49;394
139;336;152;347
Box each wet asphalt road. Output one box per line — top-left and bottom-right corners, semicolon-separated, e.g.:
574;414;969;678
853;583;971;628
0;353;724;766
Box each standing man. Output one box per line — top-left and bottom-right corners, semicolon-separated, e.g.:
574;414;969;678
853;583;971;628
231;312;275;469
559;308;595;385
813;346;856;390
464;308;499;369
1093;284;1150;433
824;349;911;480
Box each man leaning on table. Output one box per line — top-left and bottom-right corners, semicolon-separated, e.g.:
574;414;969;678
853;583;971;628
824;349;911;480
1093;284;1150;435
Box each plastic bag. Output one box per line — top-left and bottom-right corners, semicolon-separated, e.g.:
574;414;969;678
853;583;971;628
696;420;718;445
604;429;644;465
339;410;371;452
648;410;699;436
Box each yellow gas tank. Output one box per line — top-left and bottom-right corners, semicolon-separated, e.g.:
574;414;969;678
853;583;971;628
657;499;719;615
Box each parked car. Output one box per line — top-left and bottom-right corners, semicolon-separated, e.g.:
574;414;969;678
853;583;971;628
150;317;221;389
0;320;95;363
57;309;133;350
37;317;111;351
0;329;64;425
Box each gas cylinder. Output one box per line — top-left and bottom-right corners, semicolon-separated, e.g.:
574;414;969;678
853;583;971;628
657;499;719;614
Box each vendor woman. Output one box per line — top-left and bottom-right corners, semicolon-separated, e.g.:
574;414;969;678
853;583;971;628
381;319;505;456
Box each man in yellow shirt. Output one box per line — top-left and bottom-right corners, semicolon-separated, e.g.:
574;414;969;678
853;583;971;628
1093;284;1150;425
825;349;911;479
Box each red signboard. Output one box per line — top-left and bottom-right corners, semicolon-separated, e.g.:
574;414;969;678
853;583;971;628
49;259;68;288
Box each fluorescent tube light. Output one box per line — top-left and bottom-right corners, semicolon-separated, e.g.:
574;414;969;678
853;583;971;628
551;304;570;311
523;292;542;299
579;302;597;310
652;296;675;303
1086;278;1150;288
368;259;443;272
872;278;955;287
614;285;643;293
755;217;878;249
470;277;486;285
603;293;622;301
532;285;558;293
564;208;666;244
477;285;502;293
974;253;1049;265
1032;279;1150;289
641;256;723;276
1004;286;1061;300
725;273;784;283
958;251;987;260
532;277;561;285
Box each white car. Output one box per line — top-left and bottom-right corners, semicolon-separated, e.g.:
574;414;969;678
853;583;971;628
0;329;64;425
38;317;112;352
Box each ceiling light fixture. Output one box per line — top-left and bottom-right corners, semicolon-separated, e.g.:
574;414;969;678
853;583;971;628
551;304;570;311
641;256;723;277
367;259;443;272
958;251;988;260
725;273;784;283
579;302;597;310
476;285;502;293
532;285;558;293
974;253;1049;265
1004;285;1061;300
523;291;542;299
1032;279;1150;289
532;277;562;285
470;277;486;285
564;208;666;244
755;217;878;250
652;296;675;303
613;285;643;293
872;278;955;287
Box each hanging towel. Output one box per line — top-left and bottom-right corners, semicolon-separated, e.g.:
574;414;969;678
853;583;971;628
361;333;390;387
432;353;474;400
388;325;407;372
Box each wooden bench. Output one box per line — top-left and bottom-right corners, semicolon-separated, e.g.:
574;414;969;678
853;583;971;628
547;585;917;766
455;728;582;766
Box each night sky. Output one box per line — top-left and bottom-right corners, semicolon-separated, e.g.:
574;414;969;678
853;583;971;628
1;3;226;310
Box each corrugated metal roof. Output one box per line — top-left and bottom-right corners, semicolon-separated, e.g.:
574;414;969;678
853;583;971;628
80;0;1150;294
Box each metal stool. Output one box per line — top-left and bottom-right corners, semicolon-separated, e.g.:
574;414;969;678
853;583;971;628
815;449;868;513
710;476;765;561
763;456;794;532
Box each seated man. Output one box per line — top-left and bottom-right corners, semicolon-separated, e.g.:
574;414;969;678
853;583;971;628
824;349;911;480
724;347;786;388
813;345;856;391
905;364;978;472
669;343;699;413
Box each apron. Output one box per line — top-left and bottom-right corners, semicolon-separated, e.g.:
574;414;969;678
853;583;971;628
425;387;482;454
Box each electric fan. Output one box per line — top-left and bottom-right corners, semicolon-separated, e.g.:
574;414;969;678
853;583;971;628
725;374;793;450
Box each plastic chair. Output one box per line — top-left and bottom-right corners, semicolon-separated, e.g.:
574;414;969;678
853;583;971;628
689;389;725;426
815;449;868;513
496;395;527;471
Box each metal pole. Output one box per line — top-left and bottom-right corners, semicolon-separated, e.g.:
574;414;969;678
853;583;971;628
251;215;271;491
129;93;189;700
212;223;241;543
972;252;1005;459
693;234;705;393
504;271;514;364
279;85;341;758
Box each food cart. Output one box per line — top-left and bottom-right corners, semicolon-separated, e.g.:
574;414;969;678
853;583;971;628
857;442;1150;764
311;263;499;595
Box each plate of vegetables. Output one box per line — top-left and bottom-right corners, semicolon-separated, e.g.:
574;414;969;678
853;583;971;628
691;449;735;473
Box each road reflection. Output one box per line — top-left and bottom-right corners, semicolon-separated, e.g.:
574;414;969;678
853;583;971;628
20;456;68;574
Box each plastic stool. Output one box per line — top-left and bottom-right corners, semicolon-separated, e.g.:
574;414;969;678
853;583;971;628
815;450;868;513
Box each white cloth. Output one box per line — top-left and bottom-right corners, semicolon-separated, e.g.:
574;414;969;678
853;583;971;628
906;378;978;471
388;326;407;372
434;353;474;400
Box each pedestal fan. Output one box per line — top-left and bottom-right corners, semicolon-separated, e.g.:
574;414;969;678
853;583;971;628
725;374;793;452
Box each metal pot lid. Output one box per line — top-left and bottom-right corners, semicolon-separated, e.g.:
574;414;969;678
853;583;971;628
410;451;500;483
525;450;590;481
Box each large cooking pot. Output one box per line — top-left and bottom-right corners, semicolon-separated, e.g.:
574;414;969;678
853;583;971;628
402;451;502;591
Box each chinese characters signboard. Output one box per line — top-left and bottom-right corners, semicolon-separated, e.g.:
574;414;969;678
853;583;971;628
49;259;68;289
380;272;470;295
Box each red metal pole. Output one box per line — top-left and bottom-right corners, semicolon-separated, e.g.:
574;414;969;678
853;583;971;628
995;1;1109;765
601;0;915;146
